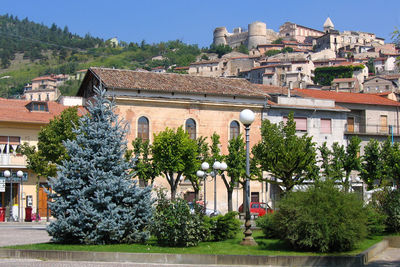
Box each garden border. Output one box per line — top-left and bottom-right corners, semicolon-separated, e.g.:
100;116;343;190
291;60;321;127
0;236;398;266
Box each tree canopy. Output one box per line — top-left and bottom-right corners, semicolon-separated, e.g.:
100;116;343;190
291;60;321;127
252;113;318;192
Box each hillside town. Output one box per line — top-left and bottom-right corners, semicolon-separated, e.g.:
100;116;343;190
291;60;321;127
2;12;400;265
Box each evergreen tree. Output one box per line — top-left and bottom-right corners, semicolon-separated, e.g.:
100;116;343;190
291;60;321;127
47;86;152;244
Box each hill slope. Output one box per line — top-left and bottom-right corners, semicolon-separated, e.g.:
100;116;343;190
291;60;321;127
0;14;202;98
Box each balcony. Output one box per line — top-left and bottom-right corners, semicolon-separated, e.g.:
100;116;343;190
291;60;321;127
0;154;26;167
345;123;399;137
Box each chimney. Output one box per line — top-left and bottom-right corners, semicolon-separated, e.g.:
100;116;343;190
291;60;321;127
288;81;293;97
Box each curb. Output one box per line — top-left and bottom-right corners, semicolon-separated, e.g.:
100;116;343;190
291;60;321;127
0;248;364;266
1;237;398;266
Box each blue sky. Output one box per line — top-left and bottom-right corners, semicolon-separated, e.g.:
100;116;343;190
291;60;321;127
2;0;400;47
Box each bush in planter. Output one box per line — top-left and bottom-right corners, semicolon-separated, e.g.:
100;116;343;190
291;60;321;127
274;181;368;252
205;212;241;241
151;191;207;247
256;213;279;239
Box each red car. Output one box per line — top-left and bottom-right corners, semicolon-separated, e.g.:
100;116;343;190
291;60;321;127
238;202;273;217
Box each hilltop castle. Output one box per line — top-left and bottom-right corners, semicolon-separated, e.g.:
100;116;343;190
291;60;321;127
213;21;279;50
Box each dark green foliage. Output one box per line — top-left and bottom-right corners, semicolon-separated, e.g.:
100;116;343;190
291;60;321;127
274;181;368;252
366;58;375;74
313;65;365;86
281;47;294;53
151;190;206;247
365;204;387;236
265;49;281;57
204;212;241;241
236;44;249;54
256;213;279;238
377;189;400;233
208;44;232;58
271;38;283;44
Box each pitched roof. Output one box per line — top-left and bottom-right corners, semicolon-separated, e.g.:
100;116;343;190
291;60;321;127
32;76;56;82
323;17;334;28
332;77;357;83
295;88;400;106
85;67;272;98
0;98;86;124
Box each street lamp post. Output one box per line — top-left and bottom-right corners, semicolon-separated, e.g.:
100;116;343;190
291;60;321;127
196;161;227;215
3;170;24;222
17;170;23;222
239;109;257;246
3;170;12;222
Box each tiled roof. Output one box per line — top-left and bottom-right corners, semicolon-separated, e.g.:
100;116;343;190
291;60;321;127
88;67;272;98
32;76;56;82
295;88;400;106
332;78;357;83
0;98;86;124
174;66;189;70
190;60;221;65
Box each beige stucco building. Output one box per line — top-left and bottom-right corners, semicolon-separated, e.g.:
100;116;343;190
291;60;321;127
78;67;278;213
0;99;84;221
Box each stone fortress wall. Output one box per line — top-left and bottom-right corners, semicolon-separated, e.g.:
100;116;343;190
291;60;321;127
213;21;279;50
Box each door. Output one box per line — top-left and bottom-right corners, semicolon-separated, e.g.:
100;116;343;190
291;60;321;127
38;184;50;217
380;115;388;133
347;117;354;132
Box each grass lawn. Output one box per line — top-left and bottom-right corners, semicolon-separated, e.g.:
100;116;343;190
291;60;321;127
3;231;384;256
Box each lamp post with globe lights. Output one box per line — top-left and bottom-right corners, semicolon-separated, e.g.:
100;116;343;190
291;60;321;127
196;161;227;215
239;109;257;246
3;170;24;222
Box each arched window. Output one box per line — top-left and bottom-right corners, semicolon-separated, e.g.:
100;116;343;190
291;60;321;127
230;120;240;140
185;118;196;140
137;116;149;141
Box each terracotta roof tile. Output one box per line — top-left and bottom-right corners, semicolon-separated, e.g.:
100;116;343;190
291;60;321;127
32;76;56;82
332;78;357;83
0;98;86;124
295;88;400;106
89;67;272;98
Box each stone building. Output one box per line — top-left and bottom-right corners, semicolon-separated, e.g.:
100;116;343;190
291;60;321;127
313;17;385;54
213;21;278;50
279;22;324;43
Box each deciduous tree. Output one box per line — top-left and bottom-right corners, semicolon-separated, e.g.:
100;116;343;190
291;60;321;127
253;113;318;193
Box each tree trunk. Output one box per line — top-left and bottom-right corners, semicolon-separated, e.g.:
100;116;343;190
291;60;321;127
194;188;199;202
36;178;40;222
171;187;176;201
227;188;233;212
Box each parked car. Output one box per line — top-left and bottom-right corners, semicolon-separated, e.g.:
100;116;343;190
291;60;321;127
188;201;221;217
238;202;273;217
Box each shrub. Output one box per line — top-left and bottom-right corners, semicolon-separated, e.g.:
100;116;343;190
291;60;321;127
151;190;207;247
274;181;368;252
365;204;386;236
377;189;400;233
210;212;241;241
256;213;279;239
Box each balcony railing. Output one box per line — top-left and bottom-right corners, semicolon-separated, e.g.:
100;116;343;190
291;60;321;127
345;123;398;136
0;154;26;166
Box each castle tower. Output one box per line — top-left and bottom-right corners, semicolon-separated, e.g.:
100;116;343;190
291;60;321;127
247;21;267;49
213;27;228;46
323;17;334;33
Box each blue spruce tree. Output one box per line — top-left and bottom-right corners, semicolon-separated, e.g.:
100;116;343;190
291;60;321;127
47;86;153;244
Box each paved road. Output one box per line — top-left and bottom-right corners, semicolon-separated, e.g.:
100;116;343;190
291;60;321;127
367;247;400;266
0;222;51;247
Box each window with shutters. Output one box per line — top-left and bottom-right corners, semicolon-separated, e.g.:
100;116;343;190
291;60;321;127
320;119;332;134
0;136;21;154
283;117;307;132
